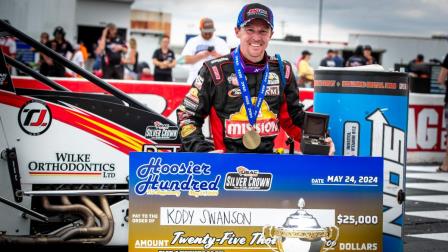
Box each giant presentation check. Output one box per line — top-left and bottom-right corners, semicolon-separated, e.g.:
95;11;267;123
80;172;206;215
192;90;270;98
129;153;383;252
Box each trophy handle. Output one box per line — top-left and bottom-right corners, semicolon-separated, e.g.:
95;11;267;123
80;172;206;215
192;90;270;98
262;225;283;252
321;226;339;252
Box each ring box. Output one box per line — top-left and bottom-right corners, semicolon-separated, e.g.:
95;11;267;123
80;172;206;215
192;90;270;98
300;112;330;155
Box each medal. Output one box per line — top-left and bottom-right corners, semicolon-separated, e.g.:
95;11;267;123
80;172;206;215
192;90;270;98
243;128;261;150
232;47;270;150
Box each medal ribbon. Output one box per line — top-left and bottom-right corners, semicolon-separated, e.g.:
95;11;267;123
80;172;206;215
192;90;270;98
232;46;270;127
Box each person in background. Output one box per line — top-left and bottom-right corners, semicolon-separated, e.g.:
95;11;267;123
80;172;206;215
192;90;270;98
346;45;366;67
152;35;176;82
363;45;377;65
36;32;50;75
437;53;448;172
95;23;127;79
124;37;139;80
298;50;314;87
410;54;425;65
333;49;344;67
45;26;74;77
66;44;85;77
79;41;89;63
0;20;16;74
176;3;334;154
91;42;103;77
320;49;336;67
408;54;429;78
181;17;229;84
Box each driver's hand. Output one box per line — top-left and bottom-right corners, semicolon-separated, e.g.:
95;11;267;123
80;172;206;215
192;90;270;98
325;137;335;156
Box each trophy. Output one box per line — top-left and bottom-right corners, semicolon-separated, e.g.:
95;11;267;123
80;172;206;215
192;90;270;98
263;198;339;252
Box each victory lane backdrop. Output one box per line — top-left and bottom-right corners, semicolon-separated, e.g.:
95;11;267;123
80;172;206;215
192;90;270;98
129;153;383;252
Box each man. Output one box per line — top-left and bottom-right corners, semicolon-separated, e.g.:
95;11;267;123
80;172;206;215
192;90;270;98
298;50;314;87
153;35;176;81
177;3;334;154
408;54;429;78
363;45;377;65
181;17;229;84
36;32;50;76
320;49;336;67
45;26;74;77
346;45;367;67
333;50;344;67
410;54;425;65
95;23;127;79
0;20;16;74
438;53;448;172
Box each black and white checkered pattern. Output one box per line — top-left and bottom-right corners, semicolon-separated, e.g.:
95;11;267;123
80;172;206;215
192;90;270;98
404;165;448;252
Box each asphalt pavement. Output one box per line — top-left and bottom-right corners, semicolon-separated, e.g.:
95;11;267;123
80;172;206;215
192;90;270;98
404;165;448;252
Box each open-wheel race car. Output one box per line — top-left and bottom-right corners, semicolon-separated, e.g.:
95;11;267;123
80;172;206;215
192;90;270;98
0;19;181;247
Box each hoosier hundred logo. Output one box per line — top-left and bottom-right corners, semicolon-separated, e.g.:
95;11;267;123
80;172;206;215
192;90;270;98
224;166;272;191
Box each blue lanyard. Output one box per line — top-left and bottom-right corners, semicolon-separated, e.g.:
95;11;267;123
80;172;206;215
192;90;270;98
275;54;286;89
233;47;270;127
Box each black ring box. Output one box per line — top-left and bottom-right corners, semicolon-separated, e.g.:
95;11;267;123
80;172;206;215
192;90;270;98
300;112;330;155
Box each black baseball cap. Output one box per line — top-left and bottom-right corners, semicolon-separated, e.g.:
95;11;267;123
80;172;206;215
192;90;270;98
53;26;65;36
237;3;274;29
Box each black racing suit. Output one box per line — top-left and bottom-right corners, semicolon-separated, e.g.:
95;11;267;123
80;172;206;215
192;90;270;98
177;53;305;153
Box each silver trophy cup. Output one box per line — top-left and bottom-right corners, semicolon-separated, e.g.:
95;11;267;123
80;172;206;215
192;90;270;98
263;198;339;252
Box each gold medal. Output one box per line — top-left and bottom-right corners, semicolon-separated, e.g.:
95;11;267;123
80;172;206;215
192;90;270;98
242;129;261;150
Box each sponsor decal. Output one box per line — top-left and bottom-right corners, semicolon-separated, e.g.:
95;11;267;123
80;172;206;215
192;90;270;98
179;119;195;128
224;166;273;191
265;85;279;96
343;121;360;156
0;73;8;85
268;72;279;85
227;73;240;87
225;98;279;138
28;152;116;178
183;98;199;111
142;144;180;152
210;57;229;64
407;105;446;152
178;106;195;118
228;88;241;97
145;121;178;140
193;75;204;90
186;87;199;103
314;80;336;87
211;66;221;80
247;8;268;17
367;109;405;238
18;100;52;136
133;157;221;197
228;86;279;98
181;124;197;138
